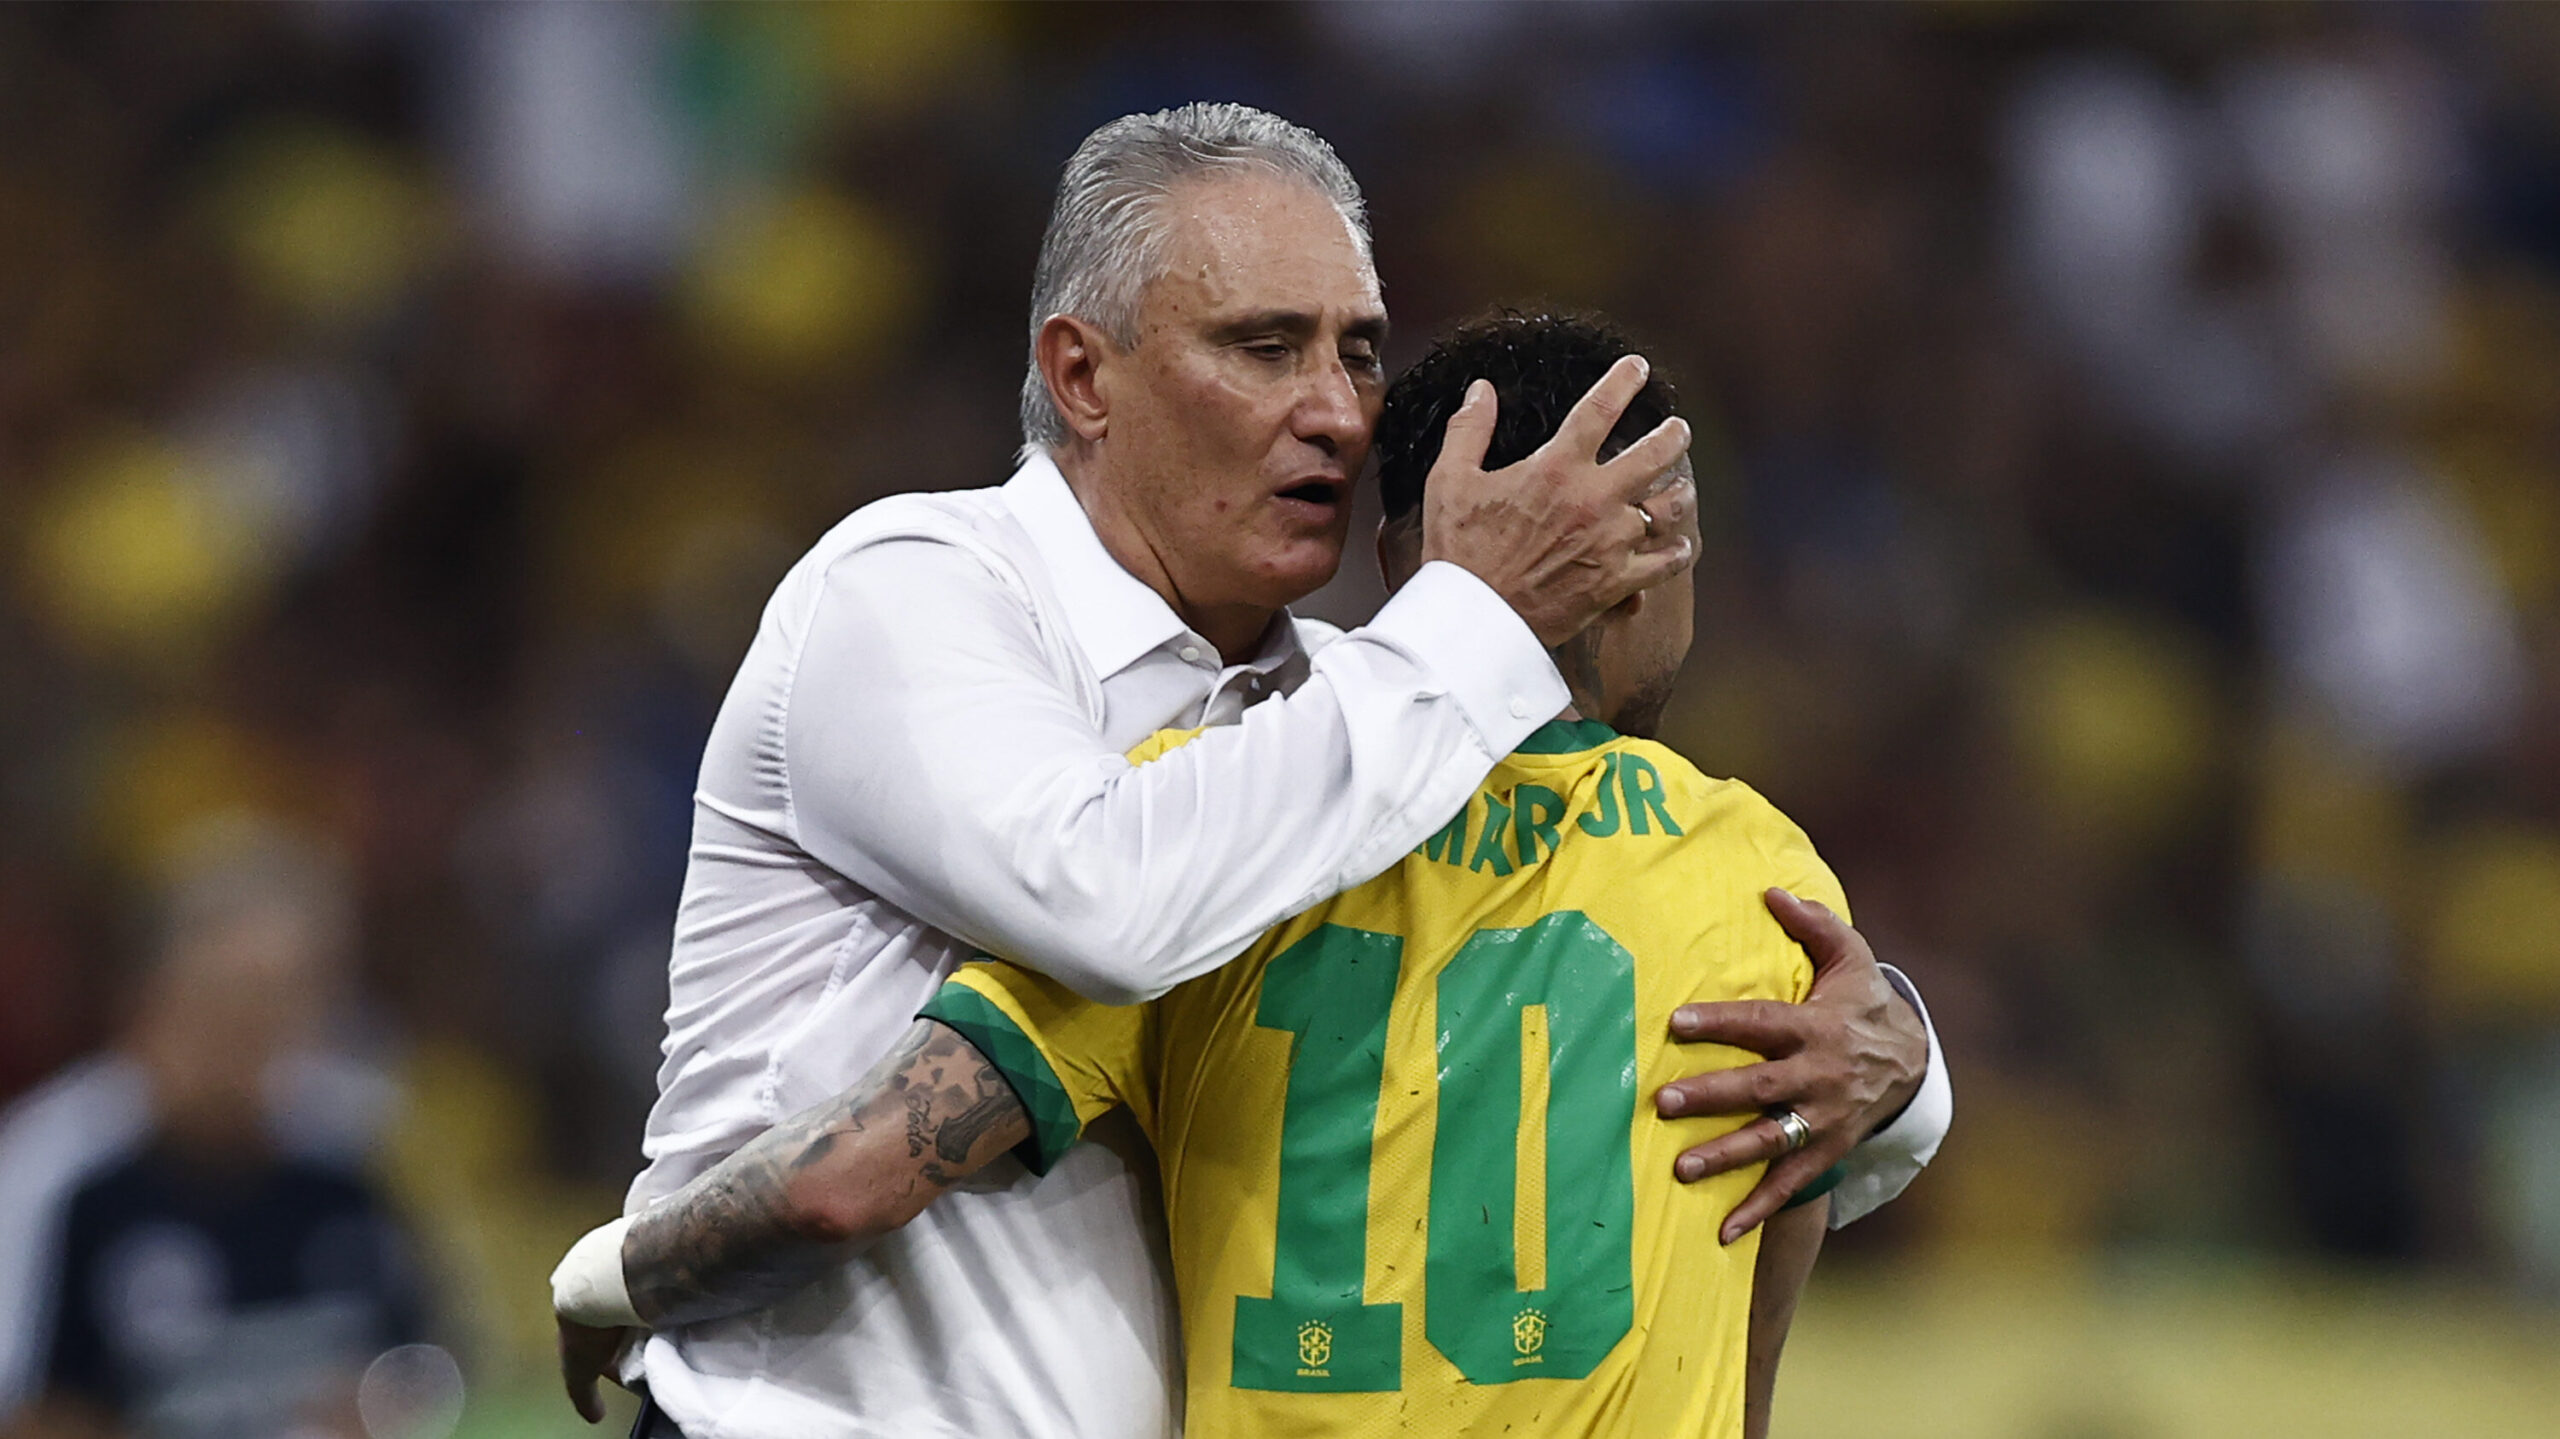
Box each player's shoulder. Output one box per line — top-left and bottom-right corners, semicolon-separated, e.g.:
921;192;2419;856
1609;738;1769;816
1619;740;1817;854
1635;745;1848;917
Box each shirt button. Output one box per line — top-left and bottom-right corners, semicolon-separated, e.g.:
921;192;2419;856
1509;696;1531;719
1179;645;1202;663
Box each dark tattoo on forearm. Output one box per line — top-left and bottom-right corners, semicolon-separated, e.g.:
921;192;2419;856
908;1063;1018;1162
622;1019;1029;1328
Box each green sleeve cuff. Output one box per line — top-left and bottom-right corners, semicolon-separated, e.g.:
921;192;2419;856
918;982;1084;1176
1780;1162;1848;1212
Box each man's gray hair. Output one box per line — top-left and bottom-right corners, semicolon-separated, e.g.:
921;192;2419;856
1018;102;1371;455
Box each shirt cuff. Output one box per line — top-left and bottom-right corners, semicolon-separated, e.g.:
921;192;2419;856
1362;561;1570;757
1827;963;1953;1229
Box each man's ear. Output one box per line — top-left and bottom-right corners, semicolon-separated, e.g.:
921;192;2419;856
1036;314;1118;444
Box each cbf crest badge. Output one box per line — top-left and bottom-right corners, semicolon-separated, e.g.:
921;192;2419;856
1511;1307;1548;1366
1296;1319;1334;1376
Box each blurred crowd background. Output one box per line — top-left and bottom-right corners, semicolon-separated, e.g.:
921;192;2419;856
2;3;2556;1437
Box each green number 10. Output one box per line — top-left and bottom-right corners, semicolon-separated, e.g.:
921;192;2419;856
1233;915;1639;1393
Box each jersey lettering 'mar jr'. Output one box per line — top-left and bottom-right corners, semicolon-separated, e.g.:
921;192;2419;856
924;717;1847;1438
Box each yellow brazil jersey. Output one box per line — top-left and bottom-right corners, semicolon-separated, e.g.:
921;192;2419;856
920;717;1847;1439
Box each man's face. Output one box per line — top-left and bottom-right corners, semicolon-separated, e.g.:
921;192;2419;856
1093;174;1387;616
134;904;331;1156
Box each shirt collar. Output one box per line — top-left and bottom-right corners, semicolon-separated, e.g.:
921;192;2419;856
1003;453;1192;680
1514;717;1619;754
1233;611;1306;675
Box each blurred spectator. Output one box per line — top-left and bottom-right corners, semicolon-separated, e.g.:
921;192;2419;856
0;820;414;1439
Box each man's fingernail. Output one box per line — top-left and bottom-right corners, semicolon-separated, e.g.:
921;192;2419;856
1721;1222;1743;1244
1670;1005;1697;1034
1678;1156;1705;1181
1659;1088;1685;1116
1631;355;1650;380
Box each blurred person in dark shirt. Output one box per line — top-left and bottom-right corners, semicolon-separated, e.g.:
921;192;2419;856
2;824;421;1439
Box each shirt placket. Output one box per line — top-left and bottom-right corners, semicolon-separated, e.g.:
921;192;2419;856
1200;664;1278;728
1159;625;1296;729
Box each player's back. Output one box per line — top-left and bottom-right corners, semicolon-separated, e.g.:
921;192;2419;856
932;718;1844;1438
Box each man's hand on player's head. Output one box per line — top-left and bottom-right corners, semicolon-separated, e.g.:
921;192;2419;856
1418;355;1697;648
1654;887;1928;1243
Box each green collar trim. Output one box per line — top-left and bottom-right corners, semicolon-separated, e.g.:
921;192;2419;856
1513;717;1620;755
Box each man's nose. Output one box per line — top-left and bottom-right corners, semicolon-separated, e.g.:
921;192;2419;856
1292;353;1368;452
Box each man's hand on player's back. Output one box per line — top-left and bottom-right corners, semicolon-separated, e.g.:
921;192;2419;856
1421;355;1697;648
1660;888;1931;1241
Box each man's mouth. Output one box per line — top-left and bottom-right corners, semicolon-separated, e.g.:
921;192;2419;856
1272;479;1346;519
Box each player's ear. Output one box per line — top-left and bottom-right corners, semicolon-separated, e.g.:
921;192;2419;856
1375;512;1423;594
1038;314;1117;445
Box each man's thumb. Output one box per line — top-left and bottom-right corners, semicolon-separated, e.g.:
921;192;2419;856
1432;379;1497;478
1764;887;1851;965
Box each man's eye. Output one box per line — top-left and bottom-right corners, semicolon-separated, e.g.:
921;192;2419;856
1344;346;1383;374
1243;340;1292;360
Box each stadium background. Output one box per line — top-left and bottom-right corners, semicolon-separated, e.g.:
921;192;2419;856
2;2;2557;1435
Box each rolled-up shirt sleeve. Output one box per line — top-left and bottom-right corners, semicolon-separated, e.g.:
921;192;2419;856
1826;963;1953;1227
778;539;1570;1005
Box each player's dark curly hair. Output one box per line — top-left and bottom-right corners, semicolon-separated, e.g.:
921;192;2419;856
1373;309;1680;526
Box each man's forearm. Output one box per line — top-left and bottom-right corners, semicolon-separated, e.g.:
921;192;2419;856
784;540;1568;1009
1824;964;1951;1226
1859;966;1931;1136
621;1020;1030;1328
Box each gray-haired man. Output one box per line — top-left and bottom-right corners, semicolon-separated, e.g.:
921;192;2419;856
576;103;1948;1439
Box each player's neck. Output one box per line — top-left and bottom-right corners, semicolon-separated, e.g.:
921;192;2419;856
1548;628;1615;730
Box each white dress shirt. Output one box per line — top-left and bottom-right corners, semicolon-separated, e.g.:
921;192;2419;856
628;454;1950;1439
